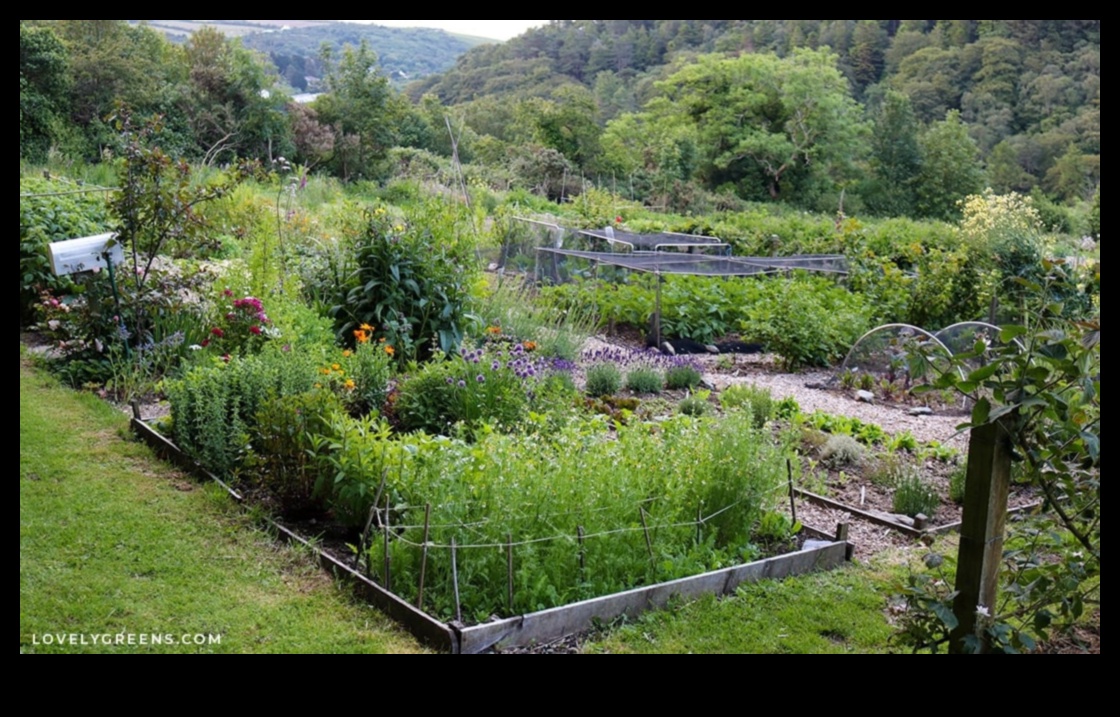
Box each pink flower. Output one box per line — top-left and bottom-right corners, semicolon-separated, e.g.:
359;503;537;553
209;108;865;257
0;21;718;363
221;354;231;363
223;289;234;298
250;325;262;335
226;313;236;321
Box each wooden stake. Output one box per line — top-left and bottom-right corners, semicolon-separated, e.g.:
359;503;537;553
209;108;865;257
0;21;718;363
417;504;431;612
787;459;798;525
382;494;392;593
507;533;514;614
696;505;703;546
451;538;462;624
950;417;1014;654
639;508;655;566
577;526;586;584
835;522;850;542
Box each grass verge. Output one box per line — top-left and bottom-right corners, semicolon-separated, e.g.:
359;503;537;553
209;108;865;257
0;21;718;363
20;349;424;654
584;565;897;654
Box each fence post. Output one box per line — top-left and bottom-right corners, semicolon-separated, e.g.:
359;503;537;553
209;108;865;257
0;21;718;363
950;416;1014;654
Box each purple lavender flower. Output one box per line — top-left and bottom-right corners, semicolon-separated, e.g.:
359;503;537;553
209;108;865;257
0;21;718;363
476;374;486;383
457;380;467;389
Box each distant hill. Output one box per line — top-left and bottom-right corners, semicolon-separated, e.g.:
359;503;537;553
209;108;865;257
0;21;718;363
133;20;494;90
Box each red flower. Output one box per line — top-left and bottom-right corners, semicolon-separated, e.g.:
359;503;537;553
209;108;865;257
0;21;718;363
211;327;225;338
201;339;210;348
250;325;262;335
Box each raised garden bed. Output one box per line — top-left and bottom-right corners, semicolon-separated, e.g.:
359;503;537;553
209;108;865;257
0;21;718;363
132;417;852;654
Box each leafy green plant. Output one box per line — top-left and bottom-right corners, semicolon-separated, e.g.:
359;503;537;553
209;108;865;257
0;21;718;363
585;362;623;398
666;365;703;391
821;435;863;470
329;201;477;362
901;262;1099;653
948;465;967;506
679;391;713;417
720;384;774;429
625;367;665;395
892;470;941;518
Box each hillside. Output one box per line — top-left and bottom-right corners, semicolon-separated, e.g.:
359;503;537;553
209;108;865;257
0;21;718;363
134;20;493;89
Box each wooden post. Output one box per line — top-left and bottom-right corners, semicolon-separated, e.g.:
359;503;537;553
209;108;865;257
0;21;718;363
417;504;431;612
835;523;849;542
507;533;514;614
451;538;462;624
639;508;655;566
787;459;798;526
382;495;392;593
950;417;1014;654
577;526;586;585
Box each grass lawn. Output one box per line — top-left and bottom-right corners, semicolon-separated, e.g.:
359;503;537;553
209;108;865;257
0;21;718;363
584;565;897;654
19;348;425;654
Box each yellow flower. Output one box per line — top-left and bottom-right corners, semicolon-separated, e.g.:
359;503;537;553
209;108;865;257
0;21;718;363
319;368;332;376
342;350;353;358
360;323;374;332
343;379;356;391
332;364;341;372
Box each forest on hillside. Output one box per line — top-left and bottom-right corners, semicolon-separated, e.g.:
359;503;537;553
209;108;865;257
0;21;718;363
22;20;1100;225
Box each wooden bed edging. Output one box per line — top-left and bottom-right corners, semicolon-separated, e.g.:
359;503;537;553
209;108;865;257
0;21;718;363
455;541;850;654
131;418;459;653
794;488;1042;539
133;419;852;655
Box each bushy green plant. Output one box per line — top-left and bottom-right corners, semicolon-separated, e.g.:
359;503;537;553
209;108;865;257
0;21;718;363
892;470;941;518
329;200;477;362
395;345;573;438
322;410;789;620
821;435;864;469
166;349;320;477
585;362;623;398
625;367;664;395
666;365;703;391
680;392;713;417
744;277;872;371
948;465;967;505
720;384;774;429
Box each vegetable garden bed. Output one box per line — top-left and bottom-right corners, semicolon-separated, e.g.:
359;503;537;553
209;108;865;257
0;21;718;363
132;417;851;654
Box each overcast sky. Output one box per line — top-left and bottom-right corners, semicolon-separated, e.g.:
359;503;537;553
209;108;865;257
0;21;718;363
343;20;546;41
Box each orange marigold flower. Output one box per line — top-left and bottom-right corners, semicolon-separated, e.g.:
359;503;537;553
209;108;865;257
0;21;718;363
319;368;332;376
332;364;341;371
360;323;374;332
524;341;538;352
342;350;353;358
385;345;395;357
354;330;371;344
486;326;502;335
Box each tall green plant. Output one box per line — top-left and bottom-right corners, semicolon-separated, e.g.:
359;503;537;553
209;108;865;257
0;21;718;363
330;200;477;362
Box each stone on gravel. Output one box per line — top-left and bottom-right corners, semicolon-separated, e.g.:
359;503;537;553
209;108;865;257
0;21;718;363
856;390;876;403
909;407;934;416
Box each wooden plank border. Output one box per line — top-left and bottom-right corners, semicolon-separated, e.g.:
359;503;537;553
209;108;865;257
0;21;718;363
456;541;850;654
794;488;1042;539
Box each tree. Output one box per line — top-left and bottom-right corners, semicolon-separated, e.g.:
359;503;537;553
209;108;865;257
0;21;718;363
649;49;868;202
915;110;985;221
866;90;922;216
315;40;405;180
20;22;69;161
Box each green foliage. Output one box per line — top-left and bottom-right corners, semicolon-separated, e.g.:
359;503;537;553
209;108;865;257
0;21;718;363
585;363;623;398
20;22;70;162
865;90;921;217
341;411;788;620
744;277;872;370
328;201;477;363
914;111;986;221
820;435;864;470
166;349;320;478
665;365;703;391
1089;186;1100;238
679;392;714;417
891;470;941;518
19;176;111;325
903;262;1099;652
720;384;775;429
948;465;968;505
625;367;665;395
395;345;574;438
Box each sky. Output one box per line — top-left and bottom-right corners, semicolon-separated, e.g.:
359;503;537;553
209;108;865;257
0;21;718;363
342;20;546;41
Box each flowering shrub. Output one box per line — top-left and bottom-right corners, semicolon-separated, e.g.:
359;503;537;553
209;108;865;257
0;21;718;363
204;292;272;357
395;344;575;438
